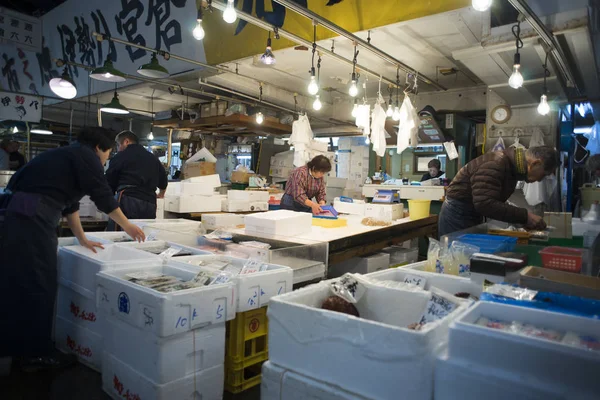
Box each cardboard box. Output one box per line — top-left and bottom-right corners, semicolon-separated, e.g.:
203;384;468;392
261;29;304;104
543;212;573;239
365;203;404;222
519;266;600;300
231;170;254;184
182;161;216;179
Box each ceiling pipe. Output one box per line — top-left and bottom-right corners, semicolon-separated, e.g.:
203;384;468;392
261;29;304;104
271;0;446;91
506;0;581;96
210;1;400;89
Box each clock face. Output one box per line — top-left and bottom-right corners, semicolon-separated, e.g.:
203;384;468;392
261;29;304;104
492;106;511;124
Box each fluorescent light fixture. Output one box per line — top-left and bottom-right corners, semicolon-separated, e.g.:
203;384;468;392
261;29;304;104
31;123;53;135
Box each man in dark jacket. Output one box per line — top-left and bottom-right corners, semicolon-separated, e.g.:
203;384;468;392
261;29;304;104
105;131;168;229
439;146;558;237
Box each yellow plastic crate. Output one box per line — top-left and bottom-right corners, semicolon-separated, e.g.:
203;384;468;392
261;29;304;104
226;307;269;369
224;359;265;394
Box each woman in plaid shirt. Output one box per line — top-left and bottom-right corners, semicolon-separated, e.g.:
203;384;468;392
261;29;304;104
281;155;332;214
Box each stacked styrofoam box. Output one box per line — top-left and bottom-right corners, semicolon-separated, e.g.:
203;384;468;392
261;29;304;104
333;198;366;216
436;302;600;400
270;150;295;182
348;145;370;189
326;177;347;204
364;203;404;223
223;190;270;213
171;254;294;312
337;151;351;179
245;210;312;237
97;262;235;399
56;245;162;370
79;196;98;218
143;221;204;246
202;213;245;230
266;278;470;400
328;253;390;278
164;174;222;213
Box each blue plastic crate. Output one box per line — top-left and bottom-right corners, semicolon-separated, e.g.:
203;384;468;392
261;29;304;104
457;234;517;254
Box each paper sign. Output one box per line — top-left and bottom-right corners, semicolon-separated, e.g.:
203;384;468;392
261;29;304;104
0;90;42;122
330;274;366;304
403;274;427;288
444;141;459;161
419;292;458;324
159;246;182;259
240;259;263;275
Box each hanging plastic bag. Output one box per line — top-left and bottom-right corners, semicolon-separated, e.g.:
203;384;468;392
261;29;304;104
371;100;387;157
510;137;526;150
397;97;419;154
492;136;506;152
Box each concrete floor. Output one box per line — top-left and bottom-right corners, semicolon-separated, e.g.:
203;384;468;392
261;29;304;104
0;362;260;400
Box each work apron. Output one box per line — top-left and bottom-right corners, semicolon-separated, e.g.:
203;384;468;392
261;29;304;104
280;193;312;213
0;191;62;357
438;197;484;238
107;186;156;231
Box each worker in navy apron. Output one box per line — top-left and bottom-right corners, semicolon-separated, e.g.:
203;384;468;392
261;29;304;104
280;155;332;214
105;131;168;230
0;127;145;374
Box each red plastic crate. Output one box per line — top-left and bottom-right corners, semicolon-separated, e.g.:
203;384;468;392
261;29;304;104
539;246;583;273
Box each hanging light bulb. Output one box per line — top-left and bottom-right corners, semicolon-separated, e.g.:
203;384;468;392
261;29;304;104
537;94;550;116
260;33;276;65
351;100;358;118
509;63;524;89
365;136;370;145
307;73;319;95
386;103;393;117
12;126;18;133
509;22;524;89
472;0;492;12
193;20;205;41
148;132;154;140
49;68;77;99
349;76;358;97
313;95;322;111
223;0;237;24
392;106;401;121
256;112;264;124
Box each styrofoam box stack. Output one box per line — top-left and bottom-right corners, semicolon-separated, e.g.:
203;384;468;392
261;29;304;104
270;150;295;181
223;201;269;213
245;210;312;237
202;213;245;230
436;302;600;400
382;246;419;267
267;278;470;400
337;152;351;179
97;262;236;399
171;254;294;312
164;194;222;213
333;198;366;216
328;253;390;278
143;221;204;246
364;203;404;223
56;244;163;370
224;190;270;212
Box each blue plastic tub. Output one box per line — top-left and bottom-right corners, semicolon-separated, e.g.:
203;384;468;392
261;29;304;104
457;234;517;254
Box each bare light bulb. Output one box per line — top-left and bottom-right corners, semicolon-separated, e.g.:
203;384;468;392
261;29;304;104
472;0;492;12
392;106;401;121
256;112;264;124
386;104;393;117
148;132;154;140
537;94;550;115
313;95;322;111
12;126;18;133
365;136;370;145
351;103;358;118
308;75;319;95
349;80;358;97
509;64;524;89
223;0;237;24
193;20;205;40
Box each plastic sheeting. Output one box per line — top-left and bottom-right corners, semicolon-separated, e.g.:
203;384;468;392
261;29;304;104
397;97;419;154
290;116;314;167
371;99;387;157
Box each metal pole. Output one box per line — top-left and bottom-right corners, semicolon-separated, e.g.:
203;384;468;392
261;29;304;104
271;0;446;91
167;128;173;169
210;1;400;89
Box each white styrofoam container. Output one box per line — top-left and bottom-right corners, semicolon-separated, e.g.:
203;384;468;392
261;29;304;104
328;253;390;278
202;213;245;230
269;166;293;178
58;237;80;247
86;231;135;244
364;203;403;222
102;353;223;400
156;198;165;219
176;182;219;196
96;263;235;337
164;194;222;213
227;189;270;202
56;284;102;332
262;361;369;400
116;240;211;259
435;353;567;400
267;280;469;400
103;316;225;384
333;198;365;215
366;265;482;297
224;201;269;212
55;315;103;372
244;210;312;237
142;222;204;246
58;244;162;298
182;174;221;187
170;255;293;313
447;302;600;398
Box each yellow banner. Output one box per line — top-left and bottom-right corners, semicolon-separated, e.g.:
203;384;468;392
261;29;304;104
203;0;470;65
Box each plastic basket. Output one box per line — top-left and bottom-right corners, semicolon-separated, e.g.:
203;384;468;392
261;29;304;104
225;359;265;394
539;246;583;273
226;307;269;369
408;200;431;220
457;234;517;254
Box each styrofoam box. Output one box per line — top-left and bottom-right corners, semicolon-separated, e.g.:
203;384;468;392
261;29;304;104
142;223;204;247
55;315;103;372
102;353;223;400
366;266;482;297
224;200;269;213
103;316;225;384
156;198;165;219
310;140;329;153
333;198;365;215
116;240;211;258
56;284;103;332
86;231;134;244
58;244;162;298
96;263;235;337
267;280;470;400
58;237;80;247
326;177;348;189
227;190;270;203
164;194;222;213
245;210;312;237
202;213;245;230
165;182;180;196
176;182;220;196
365;204;403;222
269;166;293;178
183;174;221;187
447;302;600;398
262;361;369;400
328;253;390;278
170;255;293;313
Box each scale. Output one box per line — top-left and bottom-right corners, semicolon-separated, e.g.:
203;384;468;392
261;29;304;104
372;189;400;204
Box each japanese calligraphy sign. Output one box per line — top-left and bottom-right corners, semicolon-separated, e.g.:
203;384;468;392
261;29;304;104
0;90;41;122
0;8;42;52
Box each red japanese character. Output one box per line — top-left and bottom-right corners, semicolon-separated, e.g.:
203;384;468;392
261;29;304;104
15;95;24;105
70;301;80;317
66;335;75;350
113;375;124;395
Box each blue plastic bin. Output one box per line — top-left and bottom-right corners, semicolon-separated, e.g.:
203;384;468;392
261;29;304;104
457;234;517;254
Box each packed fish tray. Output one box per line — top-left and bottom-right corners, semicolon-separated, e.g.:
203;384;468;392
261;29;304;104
447;302;600;399
171;254;293;313
116;240;212;258
103;316;225;384
59;244;163;298
267;275;470;400
55;315;103;372
86;231;135;243
102;352;223;400
96;262;236;337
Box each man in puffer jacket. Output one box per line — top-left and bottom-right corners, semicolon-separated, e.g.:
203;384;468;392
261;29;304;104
439;146;559;237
